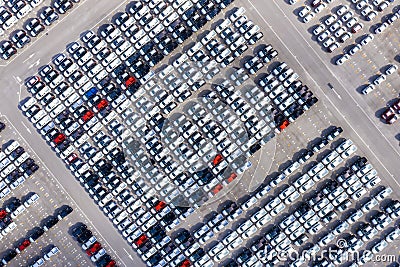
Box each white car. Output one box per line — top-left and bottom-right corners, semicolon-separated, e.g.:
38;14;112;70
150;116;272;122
227;236;243;250
361;84;375;95
303;12;315;23
298;6;311;17
324;14;337;25
323;37;335;48
375;22;388;34
214;248;229;262
317;30;330;42
44;246;60;261
373;74;386;85
336;54;350;65
313;24;326;36
385;64;398;75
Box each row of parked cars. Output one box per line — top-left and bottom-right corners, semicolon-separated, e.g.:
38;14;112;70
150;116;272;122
352;0;394;21
0;140;39;201
20;1;319;267
373;7;400;35
71;223;116;267
297;0;334;23
0;0;80;60
289;157;394;267
311;5;364;53
162;127;342;266
380;98;400;124
0;0;43;36
134;125;341;267
361;63;398;94
0;198;70;266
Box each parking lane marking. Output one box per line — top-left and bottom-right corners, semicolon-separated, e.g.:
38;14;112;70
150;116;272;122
1;115;129;267
248;0;400;184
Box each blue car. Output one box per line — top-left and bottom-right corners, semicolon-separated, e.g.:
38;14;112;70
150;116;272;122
84;87;98;100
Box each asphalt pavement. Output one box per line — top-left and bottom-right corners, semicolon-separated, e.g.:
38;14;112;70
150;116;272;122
0;0;399;266
0;0;144;266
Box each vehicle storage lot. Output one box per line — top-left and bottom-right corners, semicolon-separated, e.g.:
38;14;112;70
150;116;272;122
268;0;400;150
0;0;399;267
0;116;96;267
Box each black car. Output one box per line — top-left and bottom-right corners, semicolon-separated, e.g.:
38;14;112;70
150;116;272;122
189;248;205;262
174;229;190;244
2;250;17;263
236;248;252;264
248;143;261;156
224;260;238;267
147;253;162;266
160;212;176;226
351;156;368;171
266;226;280;240
77;229;93;243
182;7;196;20
150;230;166;243
43;216;59;231
5;198;22;213
28;227;45;242
322;179;339;195
250;236;268;252
57;205;73;220
71;223;87;237
95;254;111;267
0;122;5;132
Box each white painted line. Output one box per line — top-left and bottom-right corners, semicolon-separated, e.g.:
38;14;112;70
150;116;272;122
248;0;400;187
1;115;129;267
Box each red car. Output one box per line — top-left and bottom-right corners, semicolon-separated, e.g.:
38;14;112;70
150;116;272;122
53;133;66;145
386;114;399;124
154;201;166;212
17;239;31;252
105;260;116;267
133;234;147;248
67;153;78;164
81;110;94;123
227;173;237;183
381;108;395;121
212;184;223;195
96;99;108;111
0;209;7;219
180;259;191;267
86;242;101;256
125;76;136;87
279;120;289;130
213;154;223;166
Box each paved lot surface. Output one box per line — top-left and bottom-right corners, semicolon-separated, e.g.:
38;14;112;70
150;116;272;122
0;0;399;266
0;115;95;266
0;0;143;266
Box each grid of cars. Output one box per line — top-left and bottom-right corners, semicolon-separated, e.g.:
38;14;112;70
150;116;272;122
0;0;81;60
71;222;116;267
310;4;364;53
294;0;399;56
18;0;324;265
360;63;398;94
0;139;39;201
0;194;72;265
163;127;400;266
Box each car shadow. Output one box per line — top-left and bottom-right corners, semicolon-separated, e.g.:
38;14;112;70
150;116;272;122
355;83;367;94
